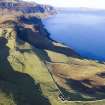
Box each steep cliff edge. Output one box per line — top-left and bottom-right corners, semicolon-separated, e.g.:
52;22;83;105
0;0;56;16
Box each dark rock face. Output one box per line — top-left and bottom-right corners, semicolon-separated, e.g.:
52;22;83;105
0;0;56;14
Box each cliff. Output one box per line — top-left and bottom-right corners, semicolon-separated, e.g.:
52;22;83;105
0;0;56;15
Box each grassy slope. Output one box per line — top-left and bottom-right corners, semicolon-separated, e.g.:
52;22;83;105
0;21;64;105
0;17;105;105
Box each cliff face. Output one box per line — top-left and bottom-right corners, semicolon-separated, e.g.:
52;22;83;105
0;0;56;14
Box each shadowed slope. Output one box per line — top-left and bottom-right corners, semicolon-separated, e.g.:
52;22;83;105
0;37;51;105
17;16;79;59
49;62;105;101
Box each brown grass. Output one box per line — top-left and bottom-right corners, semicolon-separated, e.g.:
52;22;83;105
48;58;105;100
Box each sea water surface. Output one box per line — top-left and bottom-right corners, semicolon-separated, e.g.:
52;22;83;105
43;9;105;61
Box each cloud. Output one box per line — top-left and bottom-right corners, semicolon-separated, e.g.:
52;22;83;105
23;0;105;9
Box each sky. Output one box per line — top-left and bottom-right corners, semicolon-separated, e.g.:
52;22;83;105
23;0;105;9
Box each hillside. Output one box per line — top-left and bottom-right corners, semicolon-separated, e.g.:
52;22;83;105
1;15;105;105
1;1;105;105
